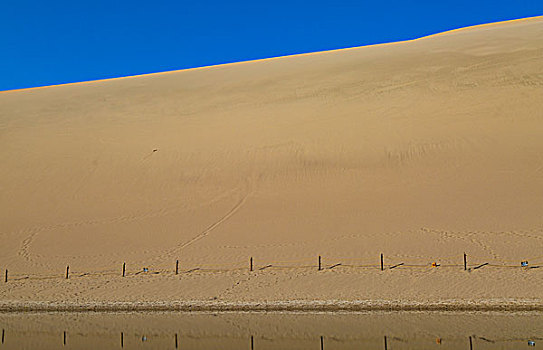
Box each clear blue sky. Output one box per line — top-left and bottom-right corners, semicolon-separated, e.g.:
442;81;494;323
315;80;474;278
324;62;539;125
1;0;541;91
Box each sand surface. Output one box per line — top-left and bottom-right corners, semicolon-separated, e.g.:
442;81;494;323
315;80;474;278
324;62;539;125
1;16;543;310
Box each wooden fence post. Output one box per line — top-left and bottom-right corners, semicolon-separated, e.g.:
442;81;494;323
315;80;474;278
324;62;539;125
175;333;178;348
464;253;467;271
4;269;7;283
251;335;254;350
381;254;384;271
63;331;66;345
320;336;324;350
384;335;388;350
122;263;126;277
66;266;69;279
250;257;253;272
318;256;322;271
2;329;4;344
469;336;473;350
176;260;179;275
121;332;124;348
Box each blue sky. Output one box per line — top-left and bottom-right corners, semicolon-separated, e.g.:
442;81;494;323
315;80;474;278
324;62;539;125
1;0;541;91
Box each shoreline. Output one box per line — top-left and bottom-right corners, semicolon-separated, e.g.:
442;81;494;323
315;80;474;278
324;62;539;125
1;300;542;313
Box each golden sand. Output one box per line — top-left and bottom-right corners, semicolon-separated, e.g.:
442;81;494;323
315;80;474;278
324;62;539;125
1;17;542;310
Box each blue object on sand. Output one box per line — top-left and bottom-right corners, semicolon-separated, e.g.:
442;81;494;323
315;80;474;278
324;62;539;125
528;340;535;346
521;261;529;267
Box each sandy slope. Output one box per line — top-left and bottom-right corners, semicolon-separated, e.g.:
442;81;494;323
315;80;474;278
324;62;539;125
0;17;543;309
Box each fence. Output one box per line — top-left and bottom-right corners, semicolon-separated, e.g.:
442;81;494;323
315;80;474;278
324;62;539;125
2;252;542;283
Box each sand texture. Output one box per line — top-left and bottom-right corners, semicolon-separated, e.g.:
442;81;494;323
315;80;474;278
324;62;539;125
1;17;543;310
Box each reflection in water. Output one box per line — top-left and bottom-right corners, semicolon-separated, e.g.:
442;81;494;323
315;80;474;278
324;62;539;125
0;311;541;349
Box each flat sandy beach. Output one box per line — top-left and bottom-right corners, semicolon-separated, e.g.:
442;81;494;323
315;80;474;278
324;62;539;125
0;16;542;311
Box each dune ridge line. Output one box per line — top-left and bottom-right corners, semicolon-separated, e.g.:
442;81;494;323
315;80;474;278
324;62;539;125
1;15;542;94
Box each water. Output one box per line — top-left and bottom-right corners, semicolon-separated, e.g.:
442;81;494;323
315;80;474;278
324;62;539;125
0;311;541;349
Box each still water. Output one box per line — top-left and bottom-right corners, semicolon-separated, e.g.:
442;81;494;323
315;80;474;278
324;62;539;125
0;311;541;349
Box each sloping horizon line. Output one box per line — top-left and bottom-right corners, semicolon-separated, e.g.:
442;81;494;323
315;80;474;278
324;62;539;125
1;14;542;94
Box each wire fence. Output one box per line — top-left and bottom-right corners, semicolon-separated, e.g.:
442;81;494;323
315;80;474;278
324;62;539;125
2;252;542;283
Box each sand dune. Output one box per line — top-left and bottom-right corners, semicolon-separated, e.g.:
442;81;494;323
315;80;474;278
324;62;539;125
1;16;542;309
